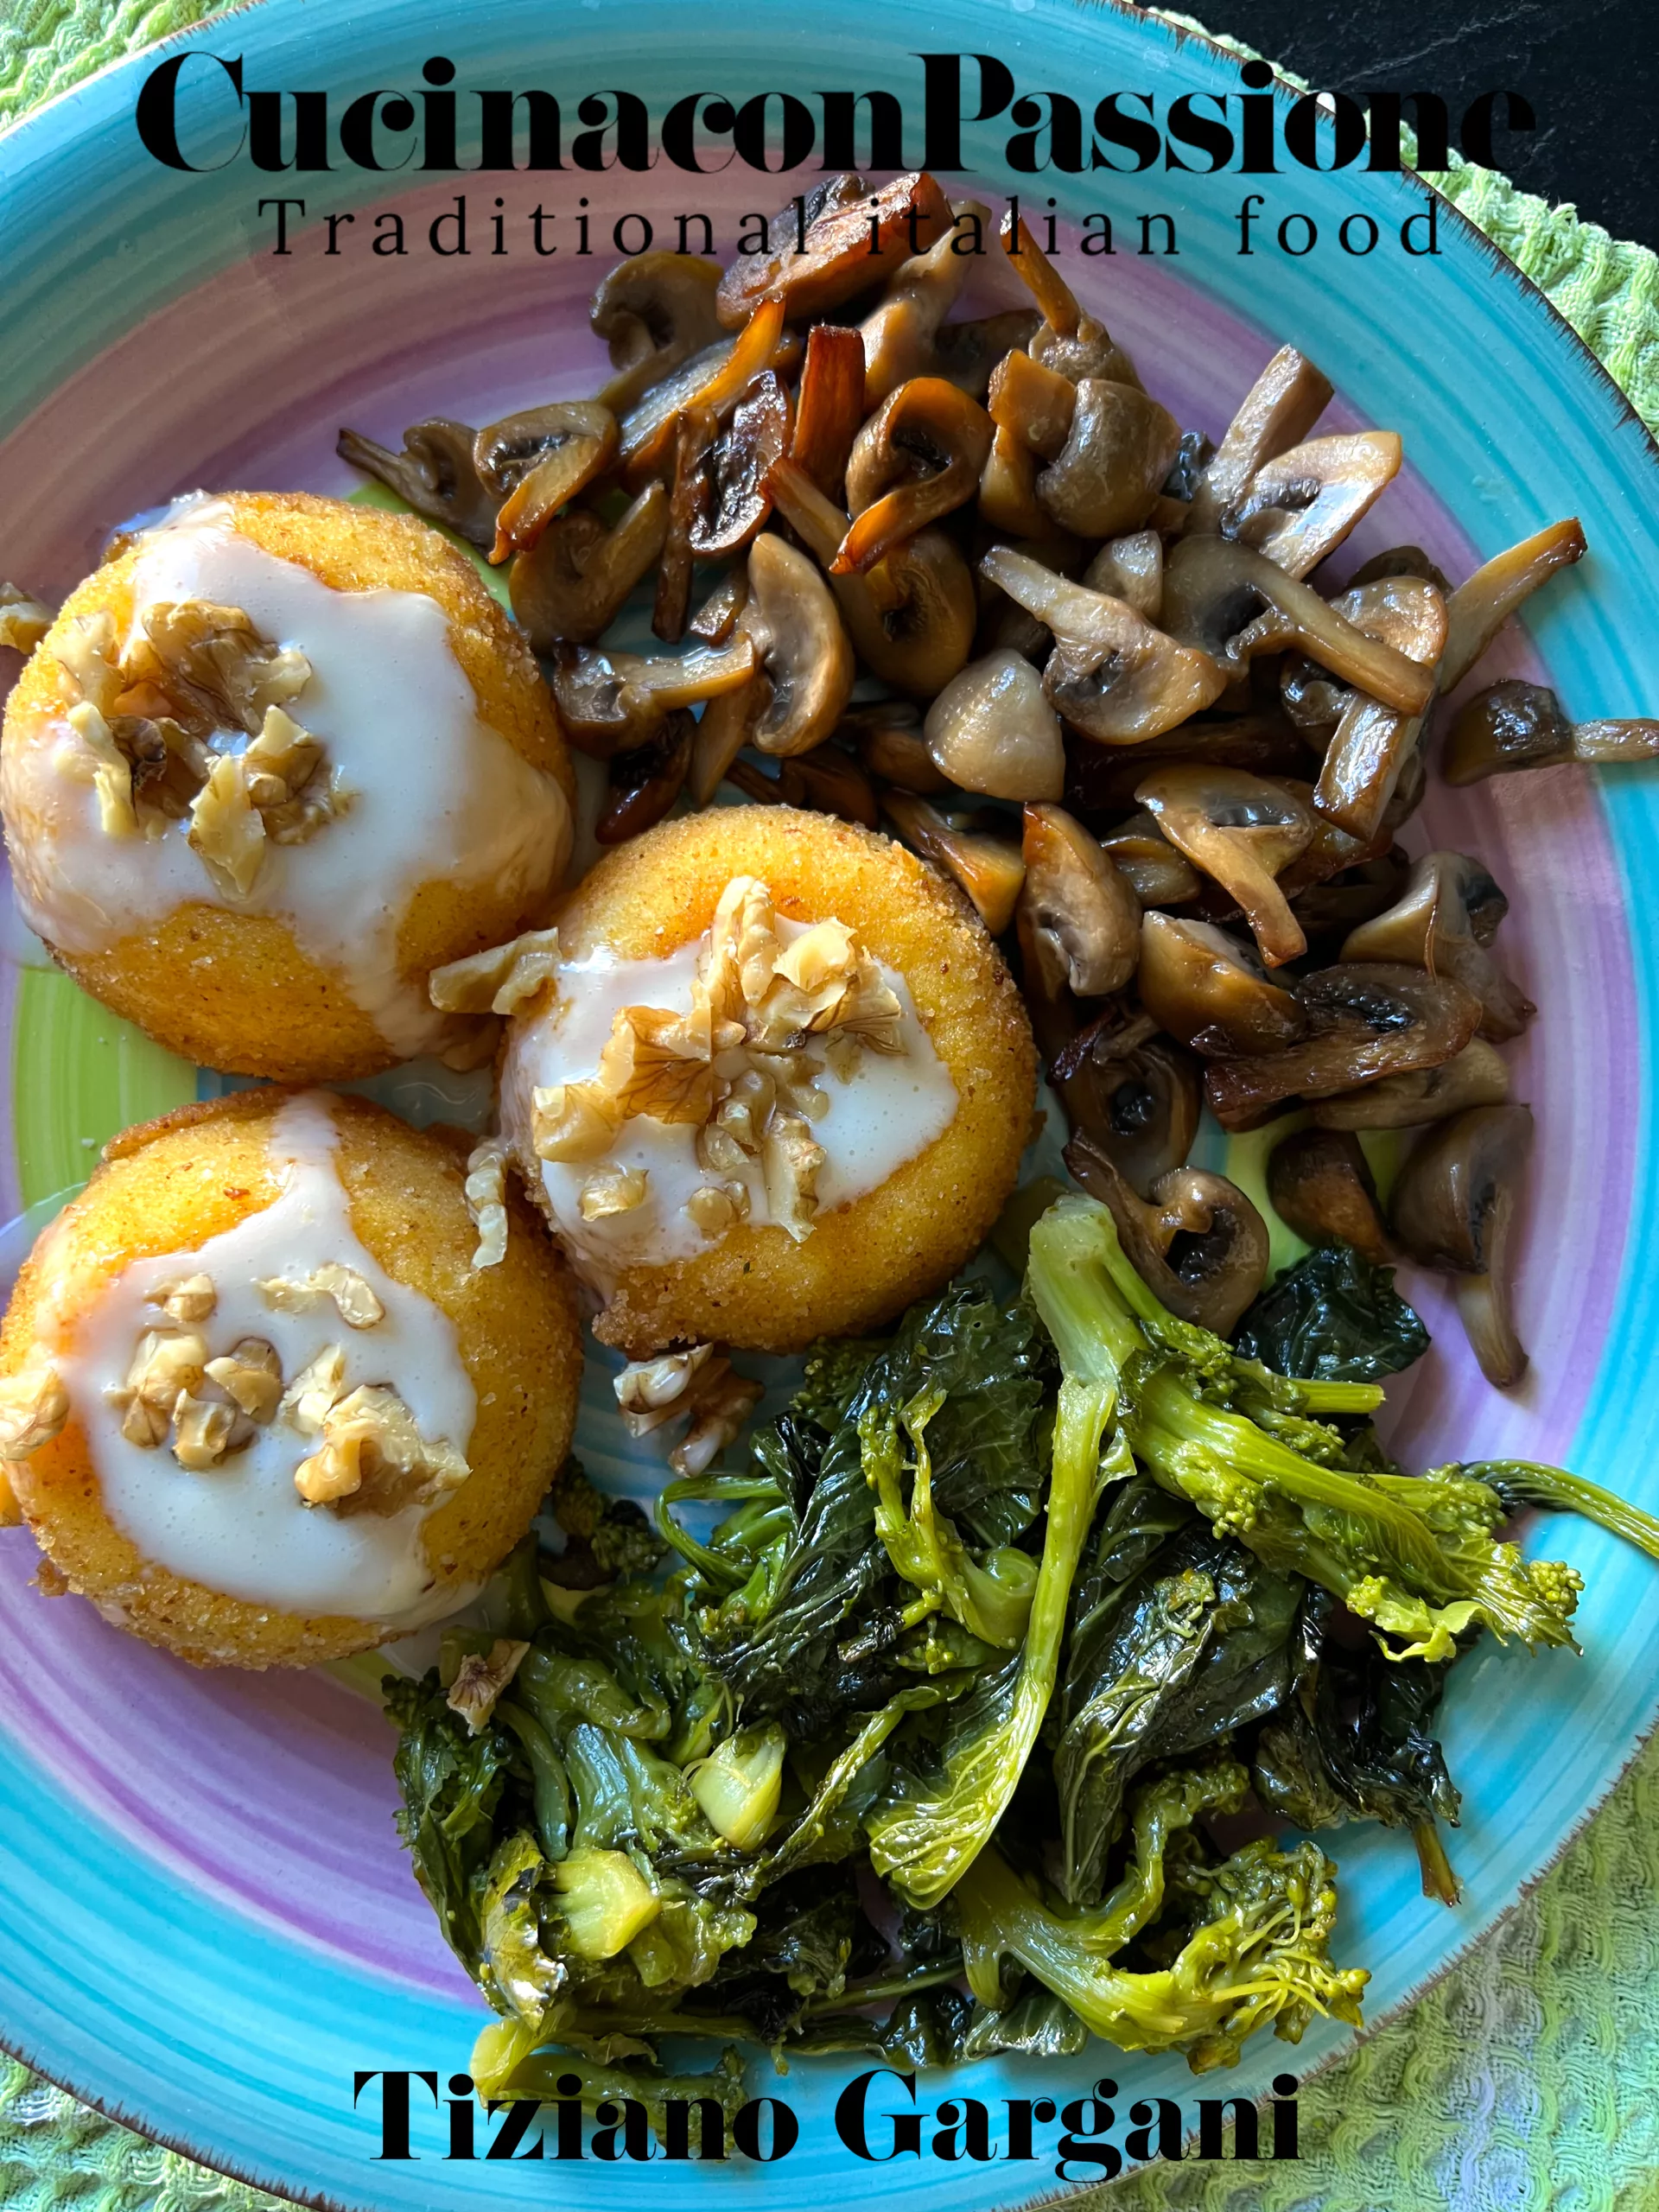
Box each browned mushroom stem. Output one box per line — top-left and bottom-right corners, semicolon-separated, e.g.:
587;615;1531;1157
1138;911;1305;1053
687;565;749;645
882;791;1027;933
842;702;950;794
1389;1103;1535;1388
1311;575;1447;841
619;297;787;486
1084;531;1163;620
595;710;696;844
836;379;994;574
1342;851;1534;1042
1438;518;1586;693
1040;988;1203;1198
1001;214;1143;387
1188;346;1333;532
474;403;620;562
922;649;1065;799
1288;849;1412;943
974;521;1084;658
1220;432;1402;580
508;483;669;652
1267;1128;1394;1266
1135;766;1316;967
549;636;757;758
655;408;718;643
1019;802;1141;996
716;171;952;327
1161;537;1437;715
1205;963;1484;1131
1098;814;1201;907
723;747;880;829
1442;679;1659;785
336;420;499;548
979;546;1225;742
685;371;792;562
1349;544;1452;594
592;253;727;414
1035;379;1183;541
1310;1037;1512;1130
789;323;867;499
1065;1137;1270;1333
1064;712;1308;817
767;456;977;696
1270;777;1396;903
858;205;982;404
979;348;1080;537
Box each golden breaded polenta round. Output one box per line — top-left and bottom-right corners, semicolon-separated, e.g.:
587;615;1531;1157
512;805;1037;1356
1;492;575;1083
0;1089;582;1669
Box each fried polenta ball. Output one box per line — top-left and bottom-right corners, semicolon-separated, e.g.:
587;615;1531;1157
499;805;1038;1356
0;491;575;1081
0;1088;582;1669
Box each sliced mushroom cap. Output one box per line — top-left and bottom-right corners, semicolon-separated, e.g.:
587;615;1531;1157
592;253;726;414
595;709;696;844
1043;995;1202;1198
1065;1139;1270;1333
882;791;1025;933
979;348;1078;536
1310;1036;1512;1130
683;372;792;562
1019;803;1141;996
1221;431;1402;580
1205;963;1484;1130
1135;767;1316;968
1311;575;1448;842
1083;531;1163;620
336;419;498;548
1162;537;1437;716
789;322;867;500
1342;851;1534;1042
1189;346;1333;532
923;649;1065;799
474;403;620;561
836;379;994;574
1389;1103;1535;1388
933;310;1044;402
1098;813;1201;906
742;532;855;758
1441;680;1659;785
549;636;756;759
717;170;952;327
1139;911;1305;1054
845;701;950;793
1267;1128;1393;1267
1349;544;1452;594
1033;380;1182;542
1064;711;1307;818
688;564;749;645
859;209;976;404
1001;215;1143;388
1288;848;1412;944
618;299;790;487
980;546;1225;743
509;482;669;652
1439;518;1586;694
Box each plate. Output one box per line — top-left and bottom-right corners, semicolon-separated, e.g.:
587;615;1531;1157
3;3;1659;2204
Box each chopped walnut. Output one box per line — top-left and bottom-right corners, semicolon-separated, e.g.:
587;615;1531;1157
598;1004;723;1126
760;1110;825;1244
0;583;53;656
695;1122;749;1176
130;600;311;737
111;1329;208;1447
0;1362;69;1460
188;751;265;896
430;927;562;1016
62;702;139;839
53;611;124;717
715;1065;776;1154
241;705;350;847
532;1079;624;1164
463;1138;510;1269
578;1164;648;1222
447;1637;531;1732
704;874;781;1026
294;1383;469;1510
204;1338;283;1424
171;1392;240;1470
279;1344;348;1436
686;1182;749;1236
614;1344;761;1476
152;1273;216;1325
257;1263;385;1331
760;1049;830;1122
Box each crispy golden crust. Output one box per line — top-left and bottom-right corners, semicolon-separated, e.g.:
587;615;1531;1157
540;805;1038;1356
1;492;573;1081
0;1090;583;1668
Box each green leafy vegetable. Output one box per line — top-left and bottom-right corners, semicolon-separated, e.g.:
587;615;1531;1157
1234;1243;1430;1382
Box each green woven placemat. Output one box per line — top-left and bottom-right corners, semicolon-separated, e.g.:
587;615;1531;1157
4;8;1659;2209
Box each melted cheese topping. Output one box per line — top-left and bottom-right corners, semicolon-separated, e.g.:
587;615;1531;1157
498;925;960;1294
5;511;571;1058
45;1094;477;1624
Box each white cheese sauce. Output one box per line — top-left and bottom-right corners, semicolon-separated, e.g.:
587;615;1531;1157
498;927;960;1294
4;512;571;1059
44;1093;478;1624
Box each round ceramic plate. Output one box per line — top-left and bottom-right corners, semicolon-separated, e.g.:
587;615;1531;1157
3;3;1659;2205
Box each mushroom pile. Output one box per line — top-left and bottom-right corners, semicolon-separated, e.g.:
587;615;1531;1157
340;168;1659;1388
